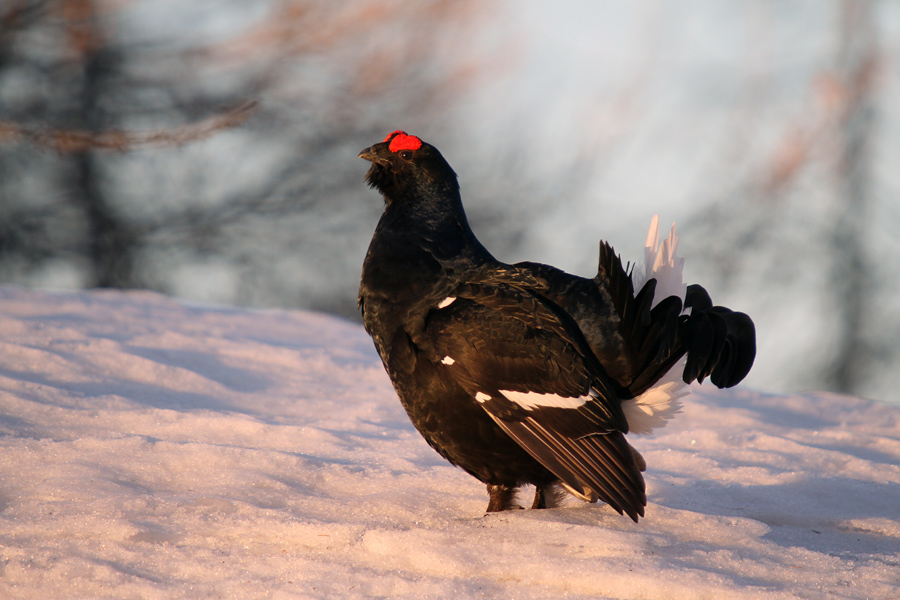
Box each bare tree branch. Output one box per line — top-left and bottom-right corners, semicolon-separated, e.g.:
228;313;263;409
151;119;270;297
0;101;257;152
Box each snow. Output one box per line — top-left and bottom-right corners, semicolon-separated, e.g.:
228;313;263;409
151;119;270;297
1;286;899;599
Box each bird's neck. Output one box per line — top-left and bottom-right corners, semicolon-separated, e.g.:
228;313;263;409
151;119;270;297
377;187;493;264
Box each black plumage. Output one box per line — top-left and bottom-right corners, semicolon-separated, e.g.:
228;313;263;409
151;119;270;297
358;131;756;521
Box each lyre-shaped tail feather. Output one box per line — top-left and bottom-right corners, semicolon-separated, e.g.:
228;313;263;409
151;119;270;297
681;287;757;389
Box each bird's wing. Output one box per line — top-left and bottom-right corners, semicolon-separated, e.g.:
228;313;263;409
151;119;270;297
419;282;645;521
478;257;682;396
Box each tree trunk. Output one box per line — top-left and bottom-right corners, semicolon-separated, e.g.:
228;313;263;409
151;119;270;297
828;0;876;394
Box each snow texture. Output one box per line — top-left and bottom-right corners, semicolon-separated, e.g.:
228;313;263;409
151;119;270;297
1;285;899;599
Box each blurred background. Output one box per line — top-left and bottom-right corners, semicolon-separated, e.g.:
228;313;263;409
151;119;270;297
2;0;899;403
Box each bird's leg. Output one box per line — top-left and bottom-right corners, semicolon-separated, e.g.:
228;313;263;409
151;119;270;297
485;484;520;512
532;483;566;509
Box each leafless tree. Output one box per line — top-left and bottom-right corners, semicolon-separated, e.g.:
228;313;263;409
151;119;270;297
0;0;491;315
682;0;891;399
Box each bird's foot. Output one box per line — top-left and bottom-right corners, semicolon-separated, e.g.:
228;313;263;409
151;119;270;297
485;484;522;512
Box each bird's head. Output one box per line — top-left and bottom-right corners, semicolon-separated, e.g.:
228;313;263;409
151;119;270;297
359;131;459;203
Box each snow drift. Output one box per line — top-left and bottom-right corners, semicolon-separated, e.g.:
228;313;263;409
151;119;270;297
0;286;898;599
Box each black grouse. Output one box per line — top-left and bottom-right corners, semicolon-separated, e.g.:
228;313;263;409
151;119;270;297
358;131;756;521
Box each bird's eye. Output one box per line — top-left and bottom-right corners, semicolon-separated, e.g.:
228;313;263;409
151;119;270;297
399;150;413;160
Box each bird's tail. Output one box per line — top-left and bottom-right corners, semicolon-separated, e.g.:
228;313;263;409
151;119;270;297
618;215;756;433
622;216;690;434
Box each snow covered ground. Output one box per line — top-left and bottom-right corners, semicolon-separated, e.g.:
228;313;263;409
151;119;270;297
0;285;898;599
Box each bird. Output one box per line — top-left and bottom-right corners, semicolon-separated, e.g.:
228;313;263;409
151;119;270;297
357;130;756;521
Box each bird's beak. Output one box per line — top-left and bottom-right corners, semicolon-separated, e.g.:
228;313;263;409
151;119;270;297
358;146;378;162
359;143;390;166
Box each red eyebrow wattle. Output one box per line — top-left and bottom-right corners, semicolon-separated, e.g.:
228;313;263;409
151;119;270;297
385;131;423;153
